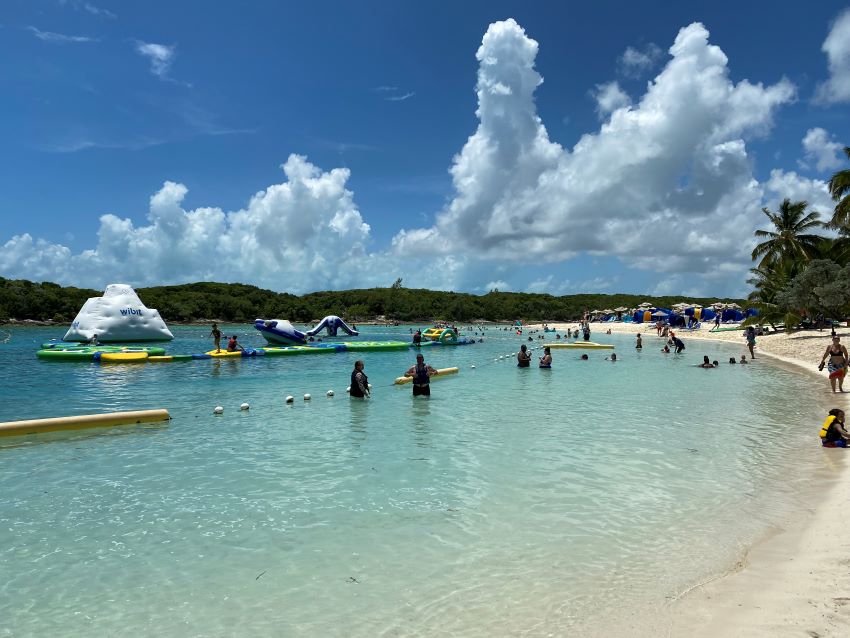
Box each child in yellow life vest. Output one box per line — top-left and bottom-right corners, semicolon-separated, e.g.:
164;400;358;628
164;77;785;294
820;409;849;447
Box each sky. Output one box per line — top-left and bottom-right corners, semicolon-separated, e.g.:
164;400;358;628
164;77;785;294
1;1;849;298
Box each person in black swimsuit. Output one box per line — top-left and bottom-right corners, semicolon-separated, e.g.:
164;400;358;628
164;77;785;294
405;354;438;396
819;336;848;393
349;360;370;398
517;344;532;367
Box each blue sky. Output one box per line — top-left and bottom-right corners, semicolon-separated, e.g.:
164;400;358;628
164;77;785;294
1;1;849;297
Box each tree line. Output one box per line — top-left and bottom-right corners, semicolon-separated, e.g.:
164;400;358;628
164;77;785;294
0;278;743;324
746;146;850;329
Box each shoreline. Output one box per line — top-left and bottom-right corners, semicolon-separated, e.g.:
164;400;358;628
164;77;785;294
528;320;850;635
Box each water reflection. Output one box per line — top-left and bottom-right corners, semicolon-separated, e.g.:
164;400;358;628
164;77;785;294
410;397;432;448
348;397;369;446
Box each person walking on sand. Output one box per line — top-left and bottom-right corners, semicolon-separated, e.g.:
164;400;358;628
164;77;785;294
819;335;848;393
745;326;757;359
405;354;438;397
210;323;222;353
349;360;370;398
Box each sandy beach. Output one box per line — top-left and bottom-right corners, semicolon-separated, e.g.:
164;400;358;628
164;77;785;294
527;320;850;636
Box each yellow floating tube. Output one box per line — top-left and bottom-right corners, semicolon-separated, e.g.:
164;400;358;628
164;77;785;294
394;367;459;385
0;409;171;438
546;342;615;349
206;349;243;358
148;355;173;362
100;352;149;362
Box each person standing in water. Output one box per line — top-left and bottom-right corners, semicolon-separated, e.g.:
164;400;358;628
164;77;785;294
635;333;642;350
517;344;532;367
539;346;552;368
405;354;438;397
210;323;222;353
349;360;370;398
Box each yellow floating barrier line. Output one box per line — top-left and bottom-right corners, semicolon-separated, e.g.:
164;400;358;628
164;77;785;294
394;367;459;385
546;342;615;349
100;351;149;362
0;409;171;437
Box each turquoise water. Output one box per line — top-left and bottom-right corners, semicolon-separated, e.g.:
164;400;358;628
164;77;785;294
0;325;829;636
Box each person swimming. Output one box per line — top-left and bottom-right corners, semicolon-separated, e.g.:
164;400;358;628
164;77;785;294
740;354;748;364
698;356;715;368
580;354;589;360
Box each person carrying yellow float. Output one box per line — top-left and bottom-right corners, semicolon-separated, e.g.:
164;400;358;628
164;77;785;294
819;408;850;447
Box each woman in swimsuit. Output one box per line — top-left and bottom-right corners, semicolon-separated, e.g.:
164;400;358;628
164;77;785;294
539;347;552;368
819;336;848;393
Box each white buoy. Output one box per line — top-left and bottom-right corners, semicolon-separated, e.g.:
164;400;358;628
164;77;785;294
285;395;294;404
213;406;224;415
240;402;249;411
471;364;476;369
304;393;311;401
327;390;334;397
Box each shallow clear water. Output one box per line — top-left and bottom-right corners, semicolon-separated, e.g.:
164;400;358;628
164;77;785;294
0;325;828;636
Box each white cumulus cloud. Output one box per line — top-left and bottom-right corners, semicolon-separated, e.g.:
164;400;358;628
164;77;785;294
593;81;631;117
815;9;850;104
619;43;662;77
0;156;382;294
801;127;844;171
392;19;795;289
764;169;833;217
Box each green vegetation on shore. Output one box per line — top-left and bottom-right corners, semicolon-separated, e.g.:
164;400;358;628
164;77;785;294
0;277;744;324
746;147;850;329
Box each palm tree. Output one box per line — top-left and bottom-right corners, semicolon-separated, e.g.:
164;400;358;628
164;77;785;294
828;146;850;228
751;199;825;269
743;261;800;332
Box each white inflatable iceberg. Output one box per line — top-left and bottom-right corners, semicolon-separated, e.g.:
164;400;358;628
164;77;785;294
64;284;174;342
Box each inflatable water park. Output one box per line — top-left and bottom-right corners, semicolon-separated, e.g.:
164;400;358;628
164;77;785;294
254;315;359;345
64;284;173;342
36;288;477;363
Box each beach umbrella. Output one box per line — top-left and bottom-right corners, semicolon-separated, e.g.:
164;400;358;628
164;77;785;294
651;310;668;317
603;309;613;314
639;302;653;308
614;306;628;312
727;302;741;308
591;309;603;314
